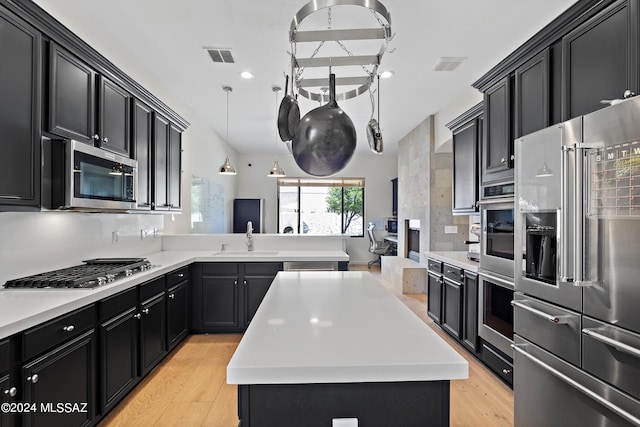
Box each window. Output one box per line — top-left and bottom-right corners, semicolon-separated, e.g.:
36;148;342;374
277;177;365;237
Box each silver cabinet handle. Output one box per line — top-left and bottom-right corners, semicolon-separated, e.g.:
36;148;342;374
510;154;515;161
92;134;100;140
134;313;141;319
103;137;109;143
169;294;175;299
27;374;39;384
142;308;150;315
512;344;640;427
501;157;506;163
4;387;17;397
62;325;75;332
177;273;184;278
582;329;640;359
502;369;511;375
511;301;568;324
234;280;238;285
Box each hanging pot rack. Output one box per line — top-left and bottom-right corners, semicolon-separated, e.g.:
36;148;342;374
289;0;392;103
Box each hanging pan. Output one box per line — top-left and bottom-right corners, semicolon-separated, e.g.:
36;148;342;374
292;72;356;177
366;75;383;154
277;74;300;141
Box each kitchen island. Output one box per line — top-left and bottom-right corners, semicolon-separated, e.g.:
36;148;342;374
227;271;468;427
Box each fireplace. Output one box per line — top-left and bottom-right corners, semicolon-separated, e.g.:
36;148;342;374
405;220;420;262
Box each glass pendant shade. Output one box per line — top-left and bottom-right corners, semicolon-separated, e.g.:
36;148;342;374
219;156;237;175
268;160;285;177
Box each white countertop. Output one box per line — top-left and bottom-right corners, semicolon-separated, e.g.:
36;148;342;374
226;271;468;385
424;251;480;272
0;250;348;340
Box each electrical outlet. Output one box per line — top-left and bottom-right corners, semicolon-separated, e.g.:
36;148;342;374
112;231;119;244
444;225;458;234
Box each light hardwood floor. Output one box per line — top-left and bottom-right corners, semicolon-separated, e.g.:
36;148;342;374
98;266;513;427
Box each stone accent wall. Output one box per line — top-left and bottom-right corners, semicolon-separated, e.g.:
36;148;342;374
397;115;469;261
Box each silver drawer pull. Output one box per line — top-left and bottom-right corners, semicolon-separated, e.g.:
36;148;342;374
142;308;150;315
134;313;141;319
502;369;511;375
169;294;175;299
582;329;640;359
512;344;640;427
62;325;75;332
4;387;17;397
511;301;568;324
27;374;39;384
177;273;184;278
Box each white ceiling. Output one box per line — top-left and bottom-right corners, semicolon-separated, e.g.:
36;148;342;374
34;0;576;156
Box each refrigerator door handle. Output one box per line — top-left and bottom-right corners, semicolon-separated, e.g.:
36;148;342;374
582;329;640;359
573;145;586;286
560;141;572;282
512;344;640;427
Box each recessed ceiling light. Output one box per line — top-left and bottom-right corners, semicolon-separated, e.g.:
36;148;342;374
379;70;395;79
240;71;254;79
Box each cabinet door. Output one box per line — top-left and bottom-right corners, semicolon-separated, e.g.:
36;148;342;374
462;272;479;353
168;124;182;210
1;373;17;427
427;272;443;324
99;308;138;413
167;281;189;350
22;330;95;427
482;76;512;184
562;0;632;119
98;76;131;156
0;8;41;209
139;294;166;376
48;43;95;143
391;178;398;216
452;119;479;214
244;277;273;328
152;113;169;210
515;48;549;138
200;277;240;330
132;99;153;209
442;278;463;340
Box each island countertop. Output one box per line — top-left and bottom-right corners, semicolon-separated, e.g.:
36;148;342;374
227;271;469;385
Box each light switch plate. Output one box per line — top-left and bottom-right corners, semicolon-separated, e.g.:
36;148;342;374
332;418;358;427
444;225;458;234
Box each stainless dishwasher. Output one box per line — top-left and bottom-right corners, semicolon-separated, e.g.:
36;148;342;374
282;261;339;271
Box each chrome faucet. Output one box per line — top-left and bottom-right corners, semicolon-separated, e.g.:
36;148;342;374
246;221;254;251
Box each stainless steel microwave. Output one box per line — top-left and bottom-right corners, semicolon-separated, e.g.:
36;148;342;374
43;139;137;211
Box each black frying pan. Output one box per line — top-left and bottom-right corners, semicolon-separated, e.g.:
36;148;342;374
278;75;300;141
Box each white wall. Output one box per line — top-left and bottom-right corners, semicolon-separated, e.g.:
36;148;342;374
433;87;483;153
235;152;398;264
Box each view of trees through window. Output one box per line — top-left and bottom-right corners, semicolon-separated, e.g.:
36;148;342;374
277;178;365;237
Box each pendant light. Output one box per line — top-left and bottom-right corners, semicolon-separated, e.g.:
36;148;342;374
268;85;286;177
218;85;237;175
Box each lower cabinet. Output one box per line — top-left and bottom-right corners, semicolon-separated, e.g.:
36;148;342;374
462;272;479;353
22;330;95;427
167;281;189;351
192;262;282;333
441;278;463;340
139;292;166;376
427;271;443;324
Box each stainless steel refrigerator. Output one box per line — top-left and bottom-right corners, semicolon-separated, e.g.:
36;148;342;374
513;97;640;426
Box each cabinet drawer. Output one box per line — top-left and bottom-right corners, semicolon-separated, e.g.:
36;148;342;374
202;263;239;277
583;317;640;401
427;259;442;274
0;339;9;373
513;293;581;366
167;266;189;288
482;342;513;385
140;276;166;301
244;262;281;276
23;304;96;361
443;264;463;282
99;287;138;321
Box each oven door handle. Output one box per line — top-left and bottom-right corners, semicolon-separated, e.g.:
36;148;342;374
512;344;640;427
478;271;514;289
582;329;640;360
511;301;569;324
477;198;515;205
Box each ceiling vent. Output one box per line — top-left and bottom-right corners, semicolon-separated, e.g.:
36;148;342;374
205;48;235;64
432;57;467;72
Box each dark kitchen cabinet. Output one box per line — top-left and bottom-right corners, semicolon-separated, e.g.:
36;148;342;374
514;48;550;138
166;267;190;351
482;76;513;185
22;330;95;427
427;271;443;324
98;287;139;414
0;7;41;210
48;43;95;143
98;76;131;156
462;271;479;354
168;124;182;210
442;278;463;340
192;262;281;333
391;178;398;216
139;293;166;376
132;99;153;209
447;103;482;214
562;0;635;119
0;373;16;427
153;113;169;210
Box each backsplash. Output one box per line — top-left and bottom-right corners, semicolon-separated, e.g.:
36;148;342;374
0;212;163;286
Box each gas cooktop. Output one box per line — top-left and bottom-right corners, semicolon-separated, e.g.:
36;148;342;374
4;258;152;289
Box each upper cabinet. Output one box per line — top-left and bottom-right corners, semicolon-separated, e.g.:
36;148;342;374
447;103;482;215
132;99;153;210
562;0;635;118
0;6;41;210
514;48;549;139
482;77;512;185
98;76;131;156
